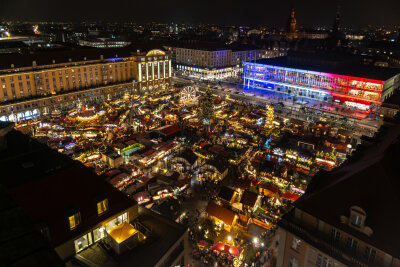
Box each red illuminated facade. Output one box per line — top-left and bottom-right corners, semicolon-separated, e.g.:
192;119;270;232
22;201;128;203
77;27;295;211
243;62;387;113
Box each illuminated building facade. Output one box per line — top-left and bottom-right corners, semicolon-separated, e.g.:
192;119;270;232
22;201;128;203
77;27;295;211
78;39;131;48
0;48;172;121
165;44;271;80
243;56;400;118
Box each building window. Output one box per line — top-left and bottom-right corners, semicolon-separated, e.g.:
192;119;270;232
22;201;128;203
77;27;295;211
330;228;341;243
316;254;322;266
97;198;109;215
351;214;362;227
69;212;81;230
288;256;298;267
291;237;301;252
345;237;358;252
74;233;93;253
364;247;376;262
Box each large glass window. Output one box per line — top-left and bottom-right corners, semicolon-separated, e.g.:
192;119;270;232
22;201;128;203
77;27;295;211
93;226;106;242
74;233;93;253
106;212;128;231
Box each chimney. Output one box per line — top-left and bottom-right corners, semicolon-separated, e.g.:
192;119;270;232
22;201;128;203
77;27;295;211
11;64;14;68
69;58;72;62
32;61;37;67
100;55;104;60
84;57;87;61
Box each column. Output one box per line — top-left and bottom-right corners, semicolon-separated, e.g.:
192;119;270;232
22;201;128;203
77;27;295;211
163;61;166;78
138;64;142;82
158;61;160;80
169;60;172;77
152;62;154;80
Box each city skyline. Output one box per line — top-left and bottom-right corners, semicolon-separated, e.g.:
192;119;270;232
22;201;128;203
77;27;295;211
1;0;400;27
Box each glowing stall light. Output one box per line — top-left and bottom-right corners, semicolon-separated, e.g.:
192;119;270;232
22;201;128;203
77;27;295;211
64;142;76;149
291;187;305;194
273;148;284;156
315;158;335;166
264;137;271;149
86;154;101;161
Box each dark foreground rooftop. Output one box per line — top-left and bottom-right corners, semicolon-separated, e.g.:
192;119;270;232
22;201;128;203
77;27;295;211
283;122;400;258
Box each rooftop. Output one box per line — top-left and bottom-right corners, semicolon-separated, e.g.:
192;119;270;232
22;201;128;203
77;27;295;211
240;190;259;208
218;186;235;202
0;130;136;247
0;185;64;267
0;44;168;71
251;52;400;81
205;201;236;226
286;123;400;257
166;41;260;52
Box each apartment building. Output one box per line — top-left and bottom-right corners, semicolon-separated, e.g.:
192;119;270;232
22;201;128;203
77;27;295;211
0;124;189;266
277;122;400;267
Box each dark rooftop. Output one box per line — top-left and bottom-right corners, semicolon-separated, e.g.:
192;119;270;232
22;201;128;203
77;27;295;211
240;190;259;208
218;186;235;202
252;51;400;81
287;123;400;257
0;43;167;70
0;185;64;267
165;41;260;52
0;130;136;247
178;149;198;165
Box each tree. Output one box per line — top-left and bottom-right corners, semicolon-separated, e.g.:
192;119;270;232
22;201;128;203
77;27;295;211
199;86;214;125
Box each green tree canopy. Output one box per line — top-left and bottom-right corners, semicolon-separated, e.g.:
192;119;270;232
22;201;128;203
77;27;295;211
199;86;214;124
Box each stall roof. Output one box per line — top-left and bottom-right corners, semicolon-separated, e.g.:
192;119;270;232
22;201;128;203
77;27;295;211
240;190;259;208
218;186;235;202
205;202;236;226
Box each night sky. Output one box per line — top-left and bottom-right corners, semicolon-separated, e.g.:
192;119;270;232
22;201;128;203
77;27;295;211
1;0;399;27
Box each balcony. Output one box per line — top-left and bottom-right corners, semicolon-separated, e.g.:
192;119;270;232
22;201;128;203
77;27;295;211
278;217;377;267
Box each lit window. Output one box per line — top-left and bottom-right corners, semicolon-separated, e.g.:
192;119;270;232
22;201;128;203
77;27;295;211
69;212;81;230
97;198;109;215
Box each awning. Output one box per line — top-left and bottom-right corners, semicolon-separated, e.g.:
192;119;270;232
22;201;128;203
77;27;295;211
211;243;241;256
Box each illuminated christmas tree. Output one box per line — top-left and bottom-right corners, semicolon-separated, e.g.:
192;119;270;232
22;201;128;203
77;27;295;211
199;86;214;125
265;104;274;129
